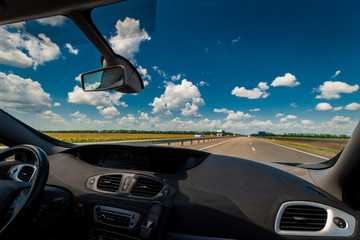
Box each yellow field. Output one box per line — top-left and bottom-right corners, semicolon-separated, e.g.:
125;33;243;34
44;132;196;143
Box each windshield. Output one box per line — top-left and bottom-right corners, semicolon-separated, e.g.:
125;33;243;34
0;0;359;164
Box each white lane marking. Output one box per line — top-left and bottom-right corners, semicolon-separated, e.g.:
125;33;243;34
256;138;328;160
252;147;256;152
199;138;238;151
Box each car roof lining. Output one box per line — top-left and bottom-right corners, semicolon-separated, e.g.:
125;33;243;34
0;0;124;25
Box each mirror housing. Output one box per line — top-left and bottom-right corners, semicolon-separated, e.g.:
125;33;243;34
81;65;125;92
81;54;144;93
101;54;144;93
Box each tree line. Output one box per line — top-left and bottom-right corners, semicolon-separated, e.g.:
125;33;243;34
250;132;349;138
42;130;234;135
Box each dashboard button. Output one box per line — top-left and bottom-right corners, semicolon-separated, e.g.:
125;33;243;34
334;217;347;228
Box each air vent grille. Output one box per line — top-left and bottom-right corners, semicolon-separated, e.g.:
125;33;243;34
97;175;122;192
280;205;327;231
131;177;163;197
18;166;35;182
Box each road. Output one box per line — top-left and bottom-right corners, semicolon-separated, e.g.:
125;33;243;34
170;137;327;164
0;137;327;164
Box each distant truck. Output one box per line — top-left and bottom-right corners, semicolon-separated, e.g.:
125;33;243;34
217;130;225;137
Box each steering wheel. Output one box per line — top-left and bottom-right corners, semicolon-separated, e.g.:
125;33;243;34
0;145;49;236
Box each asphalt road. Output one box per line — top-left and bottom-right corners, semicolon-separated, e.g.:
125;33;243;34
176;137;327;164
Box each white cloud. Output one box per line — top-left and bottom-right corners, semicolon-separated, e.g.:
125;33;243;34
181;103;202;118
280;114;298;122
137;66;151;80
70;111;91;124
149;79;205;118
315;102;333;111
275;113;284;117
231;82;269;99
231;36;241;44
171;74;182;81
65;43;79;55
152;66;167;78
249;108;260;112
290;103;298;108
97;106;120;118
214;108;252;121
139;112;150;120
198;80;209;87
75;74;81;82
0;26;60;69
345;102;360;111
271;73;300;87
39;110;66;123
302;120;314;125
53;102;61;107
315;81;359;99
331;70;341;78
109;17;151;60
68;85;126;107
0;72;52;113
333;106;343;111
36;16;67;26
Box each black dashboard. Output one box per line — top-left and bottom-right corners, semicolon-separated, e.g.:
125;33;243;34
7;144;359;240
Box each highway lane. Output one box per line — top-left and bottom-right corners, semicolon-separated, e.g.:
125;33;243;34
181;136;327;164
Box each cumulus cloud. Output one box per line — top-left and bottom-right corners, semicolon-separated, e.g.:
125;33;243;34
65;43;79;55
331;70;341;78
39;110;66;123
315;81;359;99
275;113;284;117
231;82;269;99
345;102;360;111
36;16;67;26
53;102;61;107
149;79;205;118
0;26;60;69
302;120;314;125
109;17;151;60
97;106;120;118
249;108;260;112
315;103;333;111
271;73;300;87
68;85;126;107
139;112;150;120
290;103;298;108
70;111;91;124
0;72;52;113
280;115;298;122
214;108;252;121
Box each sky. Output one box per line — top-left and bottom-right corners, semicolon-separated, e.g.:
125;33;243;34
0;0;359;135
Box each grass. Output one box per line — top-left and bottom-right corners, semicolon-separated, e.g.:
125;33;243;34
262;139;340;158
43;132;196;143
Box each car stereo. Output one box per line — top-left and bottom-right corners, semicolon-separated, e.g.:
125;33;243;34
94;205;141;229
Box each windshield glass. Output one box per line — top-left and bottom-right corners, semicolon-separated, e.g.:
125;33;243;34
0;0;359;164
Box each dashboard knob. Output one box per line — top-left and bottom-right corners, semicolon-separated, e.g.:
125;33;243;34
99;213;106;222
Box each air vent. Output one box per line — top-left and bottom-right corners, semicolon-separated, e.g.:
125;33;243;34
97;175;122;192
131;177;163;197
18;165;35;182
280;205;327;231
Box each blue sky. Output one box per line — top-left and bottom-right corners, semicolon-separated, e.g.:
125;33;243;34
0;0;359;135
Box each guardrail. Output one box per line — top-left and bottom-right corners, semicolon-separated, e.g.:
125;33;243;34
76;136;227;146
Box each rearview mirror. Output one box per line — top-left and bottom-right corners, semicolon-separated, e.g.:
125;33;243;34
81;65;125;92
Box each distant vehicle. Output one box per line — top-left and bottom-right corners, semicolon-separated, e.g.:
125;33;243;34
217;130;225;137
194;132;204;137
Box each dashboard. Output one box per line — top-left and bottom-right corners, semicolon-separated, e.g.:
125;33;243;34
4;144;360;240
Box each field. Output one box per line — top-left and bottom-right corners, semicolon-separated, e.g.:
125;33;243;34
259;137;348;158
43;132;196;143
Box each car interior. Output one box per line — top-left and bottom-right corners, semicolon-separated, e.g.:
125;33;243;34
0;0;360;240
